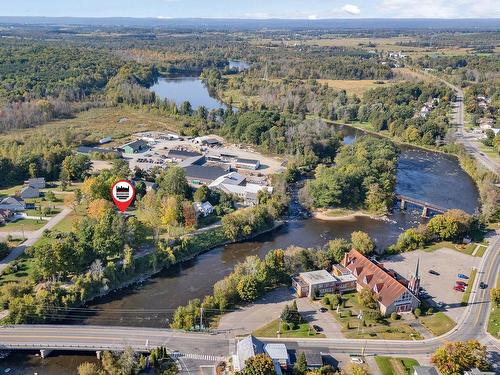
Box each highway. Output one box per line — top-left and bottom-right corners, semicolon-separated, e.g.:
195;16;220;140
0;233;498;359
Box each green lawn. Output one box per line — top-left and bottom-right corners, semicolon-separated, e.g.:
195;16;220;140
253;319;325;338
0;254;36;285
325;293;422;340
487;272;500;337
420;312;456;336
462;268;477;306
0;218;46;232
375;356;420;375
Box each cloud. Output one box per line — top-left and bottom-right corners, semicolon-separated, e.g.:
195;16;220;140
308;14;318;20
379;0;500;18
341;4;361;15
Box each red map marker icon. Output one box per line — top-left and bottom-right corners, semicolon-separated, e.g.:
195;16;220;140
111;180;136;212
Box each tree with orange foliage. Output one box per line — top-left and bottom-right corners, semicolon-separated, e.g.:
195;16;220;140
182;201;197;228
87;198;113;220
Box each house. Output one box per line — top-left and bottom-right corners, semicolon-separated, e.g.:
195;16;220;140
233;335;265;372
0;197;26;212
209;172;272;206
413;366;439;375
264;343;289;368
194;201;214;217
235;158;260;170
20;185;40;199
464;369;495;375
122;139;149;154
24;177;46;189
292;270;338;298
299;351;323;369
342;249;420;315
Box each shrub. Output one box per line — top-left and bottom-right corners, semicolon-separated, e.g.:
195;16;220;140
414;307;422;317
391;312;399;321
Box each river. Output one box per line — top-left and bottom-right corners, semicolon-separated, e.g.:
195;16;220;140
0;85;480;374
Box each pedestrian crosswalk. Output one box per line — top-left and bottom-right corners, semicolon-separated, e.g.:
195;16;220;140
171;352;226;362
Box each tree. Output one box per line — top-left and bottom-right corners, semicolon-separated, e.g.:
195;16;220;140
160;195;182;228
182;201;197;228
194;185;210;202
77;362;103;375
242;354;276;375
327;238;351;263
293;352;307;375
357;288;378;310
341;364;369;375
87;198;113;220
351;231;375;254
136;190;162;241
431;340;490;375
156;166;190;199
491;288;500;305
60;154;91;182
237;274;259;302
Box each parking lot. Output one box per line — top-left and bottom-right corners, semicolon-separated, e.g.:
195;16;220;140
382;248;481;321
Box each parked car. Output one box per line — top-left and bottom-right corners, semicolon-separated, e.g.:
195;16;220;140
458;274;469;279
456;281;467;286
480;282;488;289
313;325;323;332
429;270;440;276
319;307;328;313
454;286;465;292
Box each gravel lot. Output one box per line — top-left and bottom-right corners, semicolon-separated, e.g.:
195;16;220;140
382;248;480;321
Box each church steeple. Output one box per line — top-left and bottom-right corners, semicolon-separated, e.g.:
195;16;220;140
408;258;421;296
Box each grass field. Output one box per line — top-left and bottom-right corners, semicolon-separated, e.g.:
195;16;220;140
420;312;456;336
253;319;325;338
375;356;420;375
462;268;478;306
326;293;422;340
0;218;46;232
317;79;394;96
487;272;499;337
0;254;35;286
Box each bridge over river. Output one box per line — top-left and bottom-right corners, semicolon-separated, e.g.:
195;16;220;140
395;194;447;217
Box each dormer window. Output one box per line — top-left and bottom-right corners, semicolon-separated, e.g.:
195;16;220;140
354;267;363;276
373;283;384;293
364;274;373;284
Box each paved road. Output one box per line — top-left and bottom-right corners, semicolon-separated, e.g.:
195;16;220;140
0;207;72;274
0;233;498;358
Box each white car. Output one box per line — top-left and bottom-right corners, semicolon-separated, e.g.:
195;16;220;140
350;356;364;364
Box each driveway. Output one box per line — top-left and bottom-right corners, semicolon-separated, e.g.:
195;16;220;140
382;248;481;321
217;287;294;336
295;298;344;339
0;207;72;274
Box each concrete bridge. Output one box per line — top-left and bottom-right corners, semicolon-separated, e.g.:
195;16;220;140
395;194;447;217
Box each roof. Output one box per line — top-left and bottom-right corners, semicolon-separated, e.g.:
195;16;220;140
413;366;439;375
299;270;337;285
77;146;119;155
264;343;288;360
123;139;148;150
183;164;227;181
21;186;38;193
0;196;25;205
342;249;415;307
167;149;201;159
236;336;264;371
300;351;323;367
210;172;246;187
236;158;259;165
27;177;45;183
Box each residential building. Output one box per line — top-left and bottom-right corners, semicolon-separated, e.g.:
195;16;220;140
299;351;323;369
209;172;272;206
233;335;265;372
194;201;214;217
24;177;46;189
0;197;26;212
292;270;338;298
342;249;420;315
122;139;149;154
235;158;260;170
264;343;289;368
0;209;14;225
20;185;40;199
413;366;439;375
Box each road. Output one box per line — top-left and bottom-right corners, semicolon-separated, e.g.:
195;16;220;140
0;232;498;359
0;207;72;274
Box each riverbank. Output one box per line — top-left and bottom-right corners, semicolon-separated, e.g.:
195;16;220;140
313;208;386;222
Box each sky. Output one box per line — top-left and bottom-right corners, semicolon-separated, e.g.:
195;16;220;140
1;0;499;19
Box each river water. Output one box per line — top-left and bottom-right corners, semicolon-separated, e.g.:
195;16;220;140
0;87;480;374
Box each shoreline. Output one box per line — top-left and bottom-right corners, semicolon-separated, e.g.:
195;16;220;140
313;209;386;222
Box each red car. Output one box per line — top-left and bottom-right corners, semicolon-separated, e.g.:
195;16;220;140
454;286;465;292
456;281;467;286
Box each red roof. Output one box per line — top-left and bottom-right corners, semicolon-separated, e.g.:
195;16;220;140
342;249;410;307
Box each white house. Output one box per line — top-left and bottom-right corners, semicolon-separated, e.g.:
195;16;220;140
194;201;214;217
24;177;46;189
0;197;26;212
264;343;289;368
